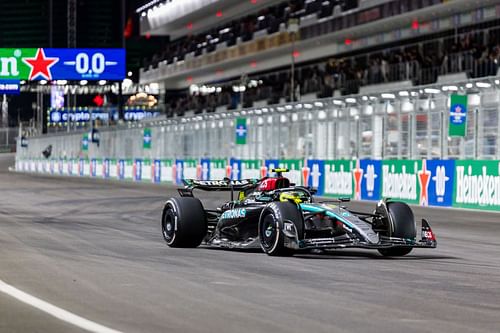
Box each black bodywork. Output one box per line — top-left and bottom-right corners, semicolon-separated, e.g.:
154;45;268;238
162;172;437;256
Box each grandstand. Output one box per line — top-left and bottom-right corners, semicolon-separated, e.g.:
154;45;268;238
137;0;500;117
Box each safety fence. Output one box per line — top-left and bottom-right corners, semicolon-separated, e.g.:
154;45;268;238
15;156;500;212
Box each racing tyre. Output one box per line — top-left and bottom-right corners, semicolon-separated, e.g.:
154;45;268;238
378;202;416;257
161;197;207;248
259;202;304;256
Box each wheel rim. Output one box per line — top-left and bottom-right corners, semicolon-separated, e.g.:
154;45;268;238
260;214;278;250
162;206;176;243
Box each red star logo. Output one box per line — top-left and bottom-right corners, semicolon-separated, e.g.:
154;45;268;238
23;48;59;80
196;164;202;180
353;160;363;200
260;165;268;178
302;166;310;186
418;160;431;206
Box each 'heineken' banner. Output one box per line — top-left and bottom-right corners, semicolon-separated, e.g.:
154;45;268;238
235;118;247;145
0;48;125;81
454;160;500;211
382;160;421;205
324;160;354;198
279;160;304;186
449;94;468;137
160;160;173;183
240;159;260;180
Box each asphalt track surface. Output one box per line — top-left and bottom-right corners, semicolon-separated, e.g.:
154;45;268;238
1;154;500;333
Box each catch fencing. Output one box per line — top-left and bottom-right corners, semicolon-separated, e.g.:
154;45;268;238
15;77;500;212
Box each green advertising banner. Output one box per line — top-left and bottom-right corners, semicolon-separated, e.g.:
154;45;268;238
241;159;260;179
143;159;152;180
82;133;89;151
449;94;468;137
125;159;134;180
210;159;227;179
324;160;354;197
235;118;247;145
453;160;500;211
279;159;304;186
161;159;174;183
382;160;423;204
184;159;198;179
143;128;152;149
0;49;38;80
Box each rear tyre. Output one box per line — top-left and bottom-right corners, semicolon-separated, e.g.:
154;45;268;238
259;202;304;256
161;197;207;248
378;202;416;257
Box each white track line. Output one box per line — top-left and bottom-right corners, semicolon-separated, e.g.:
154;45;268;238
0;279;123;333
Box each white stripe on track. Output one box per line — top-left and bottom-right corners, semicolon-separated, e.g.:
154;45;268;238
0;279;123;333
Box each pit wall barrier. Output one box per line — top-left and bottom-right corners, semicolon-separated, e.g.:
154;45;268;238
14;157;500;212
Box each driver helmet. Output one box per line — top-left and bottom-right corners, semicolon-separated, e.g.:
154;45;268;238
258;177;290;192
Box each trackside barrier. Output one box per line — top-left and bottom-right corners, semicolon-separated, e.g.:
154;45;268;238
14;157;500;212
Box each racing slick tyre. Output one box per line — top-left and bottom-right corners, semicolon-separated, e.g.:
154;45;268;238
378;202;416;257
161;197;207;248
259;202;304;256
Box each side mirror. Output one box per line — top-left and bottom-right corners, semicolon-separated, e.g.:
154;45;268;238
338;197;351;202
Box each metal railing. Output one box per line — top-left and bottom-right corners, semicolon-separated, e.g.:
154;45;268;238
17;76;500;162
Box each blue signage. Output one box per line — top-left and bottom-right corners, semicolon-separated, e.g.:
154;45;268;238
154;160;162;183
359;160;382;201
306;160;325;196
265;160;280;177
48;108;161;126
91;159;97;177
103;159;110;179
58;159;64;175
118;160;125;180
79;159;85;176
134;159;142;181
0;80;20;94
200;159;210;180
229;158;242;180
174;160;184;185
427;160;455;207
46;48;125;80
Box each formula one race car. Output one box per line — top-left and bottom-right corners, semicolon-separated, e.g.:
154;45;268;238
161;169;437;256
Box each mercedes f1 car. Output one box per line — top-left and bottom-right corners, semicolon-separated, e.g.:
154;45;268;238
161;169;437;256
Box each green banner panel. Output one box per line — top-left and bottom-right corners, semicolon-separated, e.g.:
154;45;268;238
449;94;468;137
279;159;304;186
235;118;247;145
324;160;354;198
453;160;500;210
381;160;422;204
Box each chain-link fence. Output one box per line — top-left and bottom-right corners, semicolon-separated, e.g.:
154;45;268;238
0;128;18;153
18;78;500;162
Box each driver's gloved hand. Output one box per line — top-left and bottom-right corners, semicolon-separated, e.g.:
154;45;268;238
220;201;235;211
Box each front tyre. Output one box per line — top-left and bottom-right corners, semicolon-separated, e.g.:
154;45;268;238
378;201;416;257
161;197;207;248
259;202;304;256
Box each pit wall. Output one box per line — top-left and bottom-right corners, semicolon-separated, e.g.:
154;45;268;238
15;156;500;212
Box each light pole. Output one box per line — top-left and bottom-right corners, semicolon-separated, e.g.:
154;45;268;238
288;19;300;102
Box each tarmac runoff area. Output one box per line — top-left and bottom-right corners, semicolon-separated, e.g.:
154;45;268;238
1;154;500;333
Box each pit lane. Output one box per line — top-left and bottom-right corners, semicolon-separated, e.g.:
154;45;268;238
1;154;499;333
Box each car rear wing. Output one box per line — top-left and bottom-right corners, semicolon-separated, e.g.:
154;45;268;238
179;179;259;197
